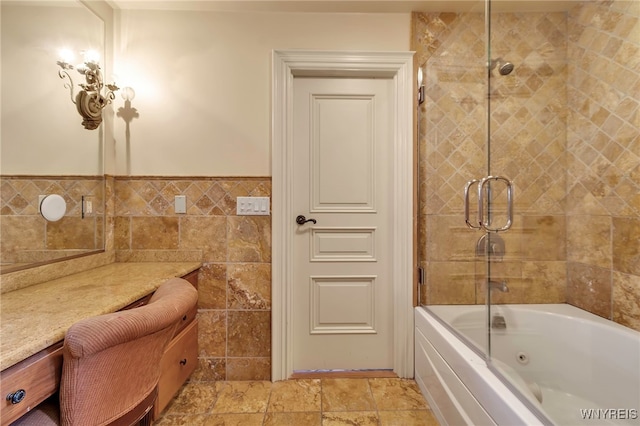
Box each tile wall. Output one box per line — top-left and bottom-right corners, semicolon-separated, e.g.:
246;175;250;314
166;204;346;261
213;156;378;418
0;176;105;267
113;177;272;380
565;1;639;330
412;1;639;332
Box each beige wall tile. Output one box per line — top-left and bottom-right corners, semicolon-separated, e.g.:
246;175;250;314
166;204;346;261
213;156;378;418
521;216;566;261
522;261;567;304
612;271;640;332
226;358;271;381
198;310;227;358
567;215;612;268
180;216;227;262
45;217;97;249
227;311;271;357
192;357;226;382
131;216;179;249
227;216;271;263
567;262;612;319
612;217;640;275
227;263;271;310
426;261;476;305
198;263;227;310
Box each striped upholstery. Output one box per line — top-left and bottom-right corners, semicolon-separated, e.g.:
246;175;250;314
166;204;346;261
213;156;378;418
12;277;198;426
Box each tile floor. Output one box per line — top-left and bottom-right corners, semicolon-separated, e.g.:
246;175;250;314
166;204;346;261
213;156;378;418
155;378;440;425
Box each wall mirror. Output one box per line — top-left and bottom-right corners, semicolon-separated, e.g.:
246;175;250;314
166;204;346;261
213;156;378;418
0;0;106;274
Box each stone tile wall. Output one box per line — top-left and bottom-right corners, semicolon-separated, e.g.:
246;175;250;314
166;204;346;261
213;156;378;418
0;176;105;268
412;1;639;332
566;1;640;330
413;11;569;307
113;176;272;380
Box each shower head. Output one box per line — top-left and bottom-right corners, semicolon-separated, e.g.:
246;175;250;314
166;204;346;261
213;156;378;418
489;58;515;76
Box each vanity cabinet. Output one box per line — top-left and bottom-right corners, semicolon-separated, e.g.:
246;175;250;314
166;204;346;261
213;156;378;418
0;343;63;425
154;269;199;418
0;266;200;426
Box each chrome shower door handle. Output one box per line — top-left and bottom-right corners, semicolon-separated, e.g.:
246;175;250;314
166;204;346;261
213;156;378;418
464;179;481;229
478;176;513;232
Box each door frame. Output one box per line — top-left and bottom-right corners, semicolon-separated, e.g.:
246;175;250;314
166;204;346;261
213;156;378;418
271;50;414;381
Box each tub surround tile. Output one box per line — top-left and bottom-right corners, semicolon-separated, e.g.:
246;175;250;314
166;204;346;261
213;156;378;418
567;262;612;319
267;379;321;412
522;261;567;303
567;215;612;269
521;216;566;261
612;271;640;332
321;378;376;412
612;217;640;275
426;261;476;305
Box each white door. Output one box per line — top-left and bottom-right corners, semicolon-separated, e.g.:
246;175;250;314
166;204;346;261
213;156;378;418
292;76;394;371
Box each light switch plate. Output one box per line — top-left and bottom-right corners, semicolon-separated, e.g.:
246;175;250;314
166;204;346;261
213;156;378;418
237;196;270;215
175;195;187;214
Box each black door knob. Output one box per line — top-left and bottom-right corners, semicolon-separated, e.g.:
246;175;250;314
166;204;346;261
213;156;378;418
296;215;317;225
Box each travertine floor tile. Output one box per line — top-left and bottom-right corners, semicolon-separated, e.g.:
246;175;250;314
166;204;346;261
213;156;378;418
321;378;376;412
379;409;440;425
211;381;271;413
203;413;265;425
369;378;429;411
163;382;218;415
322;411;379;425
154;414;209;425
267;379;321;412
264;412;323;425
156;378;435;425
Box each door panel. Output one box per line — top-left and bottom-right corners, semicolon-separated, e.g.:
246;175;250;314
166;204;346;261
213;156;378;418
292;77;393;371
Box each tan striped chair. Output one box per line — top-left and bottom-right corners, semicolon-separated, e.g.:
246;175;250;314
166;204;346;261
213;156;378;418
12;277;198;426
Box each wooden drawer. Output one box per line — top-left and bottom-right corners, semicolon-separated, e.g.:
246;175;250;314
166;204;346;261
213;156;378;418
174;303;198;338
154;319;198;418
0;343;63;426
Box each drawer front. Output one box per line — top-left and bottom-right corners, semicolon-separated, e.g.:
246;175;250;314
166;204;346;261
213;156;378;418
154;319;198;417
173;303;198;338
0;343;63;426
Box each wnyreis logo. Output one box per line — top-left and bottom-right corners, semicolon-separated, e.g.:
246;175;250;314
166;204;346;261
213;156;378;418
580;409;638;420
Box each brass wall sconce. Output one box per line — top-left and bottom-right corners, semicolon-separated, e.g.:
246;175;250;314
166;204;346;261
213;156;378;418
57;50;119;130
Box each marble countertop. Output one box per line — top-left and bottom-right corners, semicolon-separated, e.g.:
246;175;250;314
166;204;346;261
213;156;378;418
0;262;201;371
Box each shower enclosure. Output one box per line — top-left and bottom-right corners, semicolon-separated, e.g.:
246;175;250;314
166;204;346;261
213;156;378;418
414;0;639;424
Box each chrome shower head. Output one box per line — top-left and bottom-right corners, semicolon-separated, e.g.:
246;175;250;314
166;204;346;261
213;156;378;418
489;58;514;76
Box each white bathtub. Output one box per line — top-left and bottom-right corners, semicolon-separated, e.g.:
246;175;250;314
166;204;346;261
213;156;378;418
415;304;640;426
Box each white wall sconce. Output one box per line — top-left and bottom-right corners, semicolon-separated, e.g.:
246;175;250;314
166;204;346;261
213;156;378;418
57;49;119;130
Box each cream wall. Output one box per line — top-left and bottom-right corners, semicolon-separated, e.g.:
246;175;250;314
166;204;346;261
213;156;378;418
111;9;411;176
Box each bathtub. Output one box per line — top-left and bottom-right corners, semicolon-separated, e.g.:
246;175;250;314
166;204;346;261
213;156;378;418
415;304;640;426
